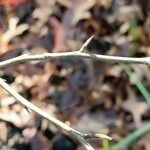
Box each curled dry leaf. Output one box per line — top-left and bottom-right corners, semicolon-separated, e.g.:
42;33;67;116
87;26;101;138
49;17;65;51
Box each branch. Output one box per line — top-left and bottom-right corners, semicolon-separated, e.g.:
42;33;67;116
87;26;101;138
0;51;149;69
0;78;112;150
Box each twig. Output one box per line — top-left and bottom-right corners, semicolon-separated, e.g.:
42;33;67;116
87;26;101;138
0;51;150;69
0;78;112;150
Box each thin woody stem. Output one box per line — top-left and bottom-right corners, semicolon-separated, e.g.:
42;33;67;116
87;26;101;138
0;51;149;69
0;78;112;150
0;36;149;69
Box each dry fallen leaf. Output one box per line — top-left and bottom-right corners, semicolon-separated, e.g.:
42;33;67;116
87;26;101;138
63;0;96;26
131;64;150;83
74;108;114;133
0;17;28;54
31;0;55;34
123;87;149;127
